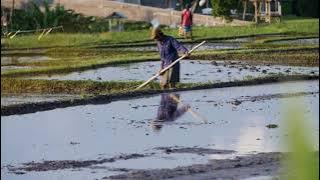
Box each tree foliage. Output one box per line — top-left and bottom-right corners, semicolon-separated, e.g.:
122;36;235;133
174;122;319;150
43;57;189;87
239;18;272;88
295;0;319;18
8;1;108;32
211;0;237;17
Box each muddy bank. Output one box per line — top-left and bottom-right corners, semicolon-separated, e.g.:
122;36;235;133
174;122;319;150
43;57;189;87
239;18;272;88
6;147;235;174
1;75;318;116
6;152;284;180
269;38;319;45
105;152;283;180
8;153;149;173
1;55;52;66
1;93;82;106
154;147;235;155
193;48;319;67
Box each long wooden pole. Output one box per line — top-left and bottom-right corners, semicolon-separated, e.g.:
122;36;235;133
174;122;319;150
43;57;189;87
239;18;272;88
135;40;206;90
169;94;208;123
242;0;247;20
10;0;15;30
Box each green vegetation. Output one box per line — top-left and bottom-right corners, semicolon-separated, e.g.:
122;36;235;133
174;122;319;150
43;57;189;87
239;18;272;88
0;78;206;95
295;0;319;18
211;0;237;18
2;18;318;49
282;98;319;179
2;1;151;33
2;75;318;96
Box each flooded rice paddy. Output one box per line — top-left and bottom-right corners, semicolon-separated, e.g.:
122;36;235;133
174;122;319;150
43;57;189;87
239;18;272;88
2;80;319;180
1;36;319;179
32;60;319;82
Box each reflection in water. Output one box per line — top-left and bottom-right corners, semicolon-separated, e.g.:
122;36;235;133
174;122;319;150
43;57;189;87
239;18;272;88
151;93;190;132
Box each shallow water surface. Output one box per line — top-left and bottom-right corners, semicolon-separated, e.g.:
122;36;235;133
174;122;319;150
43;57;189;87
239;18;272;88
270;38;319;45
1;80;319;180
31;60;319;82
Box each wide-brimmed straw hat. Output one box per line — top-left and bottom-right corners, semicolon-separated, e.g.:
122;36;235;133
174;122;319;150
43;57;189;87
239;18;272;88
150;27;164;40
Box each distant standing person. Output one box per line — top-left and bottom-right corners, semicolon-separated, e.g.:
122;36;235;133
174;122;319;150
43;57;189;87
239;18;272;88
181;4;193;39
1;13;8;35
151;27;189;89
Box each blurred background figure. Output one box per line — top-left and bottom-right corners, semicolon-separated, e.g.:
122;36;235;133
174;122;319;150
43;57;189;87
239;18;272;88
181;4;193;40
1;11;8;35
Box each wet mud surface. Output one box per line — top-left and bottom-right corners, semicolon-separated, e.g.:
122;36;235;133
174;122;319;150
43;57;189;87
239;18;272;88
30;60;319;83
106;152;283;180
1;80;318;180
6;152;284;180
270;38;319;45
1;55;51;66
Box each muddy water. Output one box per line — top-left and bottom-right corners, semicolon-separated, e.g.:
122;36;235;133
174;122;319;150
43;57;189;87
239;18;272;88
32;60;319;82
112;42;241;52
1;81;319;180
270;38;319;45
224;34;288;43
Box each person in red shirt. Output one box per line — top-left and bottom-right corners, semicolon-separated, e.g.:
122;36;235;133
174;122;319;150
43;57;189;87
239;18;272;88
181;4;193;40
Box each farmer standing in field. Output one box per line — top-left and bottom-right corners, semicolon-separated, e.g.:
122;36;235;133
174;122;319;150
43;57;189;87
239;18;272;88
151;27;189;89
181;4;193;39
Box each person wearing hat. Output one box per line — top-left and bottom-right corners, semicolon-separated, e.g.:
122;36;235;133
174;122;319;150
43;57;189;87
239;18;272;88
151;27;189;89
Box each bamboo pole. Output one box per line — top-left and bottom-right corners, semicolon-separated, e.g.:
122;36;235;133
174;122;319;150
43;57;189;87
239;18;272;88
242;0;247;20
135;40;206;90
10;0;15;30
169;94;208;123
9;30;20;39
6;26;63;35
254;1;258;23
